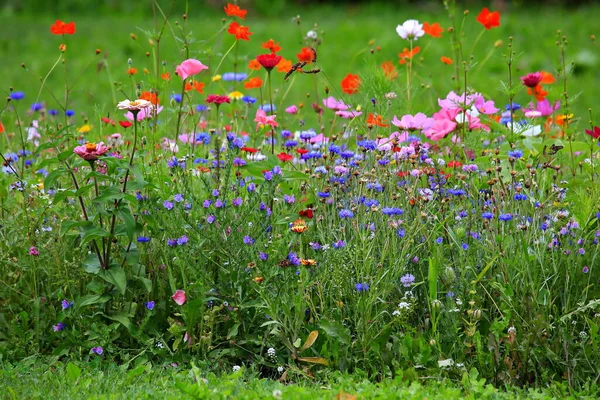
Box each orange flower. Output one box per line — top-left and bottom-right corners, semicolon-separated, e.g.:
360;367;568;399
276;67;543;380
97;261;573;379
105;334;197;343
423;22;443;38
50;20;76;35
527;84;548;101
0;122;4;134
367;113;389;127
441;56;453;65
126;68;138;75
381;61;398;80
398;46;420;65
262;39;281;53
291;218;308;233
161;72;171;81
248;59;261;70
140;91;159;105
276;58;292;73
476;7;500;30
227;21;252;41
555;114;574;126
185;80;205;93
341;73;361;94
296;47;315;63
540;71;555;84
300;259;316;266
244;77;263;89
224;3;247;19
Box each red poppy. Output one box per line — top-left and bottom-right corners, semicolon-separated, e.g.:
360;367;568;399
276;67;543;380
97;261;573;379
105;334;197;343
381;61;398;80
241;147;259;153
423;22;443;38
224;3;247;19
398;46;420;65
119;121;132;128
298;208;314;218
262;39;281;53
244;77;263;89
228;22;252;41
585;126;600;139
256;53;283;70
0;122;4;133
527;84;548;101
295;148;309;155
206;94;231;105
101;117;115;126
476;7;500;30
296;47;315;63
447;160;463;168
341;73;361;95
50;20;76;35
277;152;293;162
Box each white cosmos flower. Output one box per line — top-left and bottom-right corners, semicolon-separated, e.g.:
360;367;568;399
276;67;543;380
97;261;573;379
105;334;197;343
519;124;542;137
396;20;425;40
117;99;153;111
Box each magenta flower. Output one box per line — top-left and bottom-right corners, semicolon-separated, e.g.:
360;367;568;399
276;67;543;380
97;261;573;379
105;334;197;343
473;96;499;114
285;105;298;114
125;105;163;121
323;96;349;111
438;91;479;110
335;110;362;119
520;71;543;88
73;142;109;161
176;59;208;80
525;99;560;117
310;133;329;144
254;109;278;130
424;119;457;141
29;246;39;256
172;290;187;305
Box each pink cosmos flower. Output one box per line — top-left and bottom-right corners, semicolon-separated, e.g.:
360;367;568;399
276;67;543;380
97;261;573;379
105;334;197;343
323;96;349;111
254;109;278;130
424;119;456;141
125;105;163;121
391;112;433;131
285;105;298;114
27;120;41;146
310;133;329;144
73;142;109;161
161;138;179;153
172;290;187;305
525;99;560;117
473;96;499;114
438;91;479;110
335;110;362;119
176;59;208;80
178;133;200;144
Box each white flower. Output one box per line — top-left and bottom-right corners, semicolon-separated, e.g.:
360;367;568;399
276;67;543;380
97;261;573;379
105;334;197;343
385;92;397;99
396;20;424;40
248;152;267;161
508;326;517;335
306;30;318;39
267;347;276;357
519;124;542;137
392;310;401;316
232;365;241;372
398;302;411;309
273;389;283;399
117;99;153;111
277;366;284;373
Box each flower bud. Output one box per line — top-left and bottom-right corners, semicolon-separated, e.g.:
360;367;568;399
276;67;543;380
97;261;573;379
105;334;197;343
431;299;442;311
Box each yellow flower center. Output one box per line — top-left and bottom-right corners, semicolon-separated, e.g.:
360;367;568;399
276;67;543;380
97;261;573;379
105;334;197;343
85;143;97;151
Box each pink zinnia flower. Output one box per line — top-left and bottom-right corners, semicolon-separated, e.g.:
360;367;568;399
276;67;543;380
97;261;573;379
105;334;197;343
176;59;208;80
172;290;187;305
254;109;278;130
73;142;109;161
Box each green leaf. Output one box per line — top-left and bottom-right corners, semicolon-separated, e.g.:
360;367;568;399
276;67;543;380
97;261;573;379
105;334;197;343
98;264;127;295
81;224;109;246
319;319;351;346
78;294;111;307
58;149;75;162
65;362;81;384
227;323;240;340
44;168;66;190
428;257;438;302
116;208;136;239
104;311;132;332
83;253;102;274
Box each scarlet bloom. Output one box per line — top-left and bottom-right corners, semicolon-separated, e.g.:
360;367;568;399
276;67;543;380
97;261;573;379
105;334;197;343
140;91;159;105
185;80;205;93
367;113;389;127
441;56;453;65
262;39;281;53
398;46;420;64
341;73;361;95
295;148;309;155
296;47;315;63
585;126;600;139
520;72;543;88
256;53;283;70
527;84;548;101
228;21;252;41
241;147;259;153
423;22;443;38
476;7;500;30
0;122;4;134
540;71;555;84
298;208;313;218
119;121;132;128
277;153;293;162
206;94;231;105
161;72;171;81
50;20;76;35
244;77;263;89
101;117;115;126
381;61;398;80
126;68;138;75
224;3;247;19
276;58;292;73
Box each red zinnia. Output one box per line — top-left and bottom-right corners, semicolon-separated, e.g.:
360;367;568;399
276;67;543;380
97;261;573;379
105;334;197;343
228;22;252;41
256;54;283;71
50;20;76;35
241;147;259;153
224;3;247;19
520;72;543;88
476;7;501;30
341;73;361;95
206;94;231;105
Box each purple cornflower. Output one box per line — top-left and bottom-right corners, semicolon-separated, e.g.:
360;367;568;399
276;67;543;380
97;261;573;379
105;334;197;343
284;194;295;204
62;300;74;310
355;282;370;292
174;194;184;202
333;240;346;249
243;235;255;245
461;243;469;250
167;238;178;247
92;346;104;355
259;252;268;261
145;301;155;310
400;274;415;287
339;209;354;219
232;197;243;206
499;213;513;221
163;200;174;210
177;235;188;246
53;322;66;332
435;237;443;244
207;215;216;224
137;236;150;243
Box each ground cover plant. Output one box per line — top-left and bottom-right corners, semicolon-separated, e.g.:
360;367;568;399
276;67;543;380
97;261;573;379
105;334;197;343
1;0;599;395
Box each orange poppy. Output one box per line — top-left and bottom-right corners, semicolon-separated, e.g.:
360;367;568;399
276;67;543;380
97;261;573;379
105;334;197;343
296;47;315;63
398;46;420;64
441;56;453;65
423;22;443;38
476;7;500;30
381;61;398;80
276;58;292;73
527;84;548;101
341;73;361;94
244;77;263;89
261;39;281;53
50;20;76;35
367;113;388;127
540;71;555;84
227;21;252;41
248;59;261;70
161;72;171;81
126;68;138;75
140;91;159;105
185;80;205;93
224;3;247;19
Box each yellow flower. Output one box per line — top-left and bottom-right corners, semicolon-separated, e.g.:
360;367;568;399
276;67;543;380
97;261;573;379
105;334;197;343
212;74;222;82
228;91;244;100
291;218;308;233
78;124;92;134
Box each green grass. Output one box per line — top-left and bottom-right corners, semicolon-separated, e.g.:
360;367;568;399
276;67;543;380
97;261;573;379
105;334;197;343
1;360;597;399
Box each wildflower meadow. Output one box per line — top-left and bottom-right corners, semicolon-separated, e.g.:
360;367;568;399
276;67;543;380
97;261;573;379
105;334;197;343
1;1;600;398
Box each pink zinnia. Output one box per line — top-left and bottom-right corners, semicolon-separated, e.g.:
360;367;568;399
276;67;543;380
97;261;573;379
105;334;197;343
176;59;208;80
73;142;109;161
206;95;231;105
172;290;187;305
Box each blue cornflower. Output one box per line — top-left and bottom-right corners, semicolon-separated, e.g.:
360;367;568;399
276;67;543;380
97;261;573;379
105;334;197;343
508;149;523;159
340;150;355;159
355;282;370;292
196;104;208;112
145;301;155;310
195;132;211;144
339;209;354;219
499;213;513;221
400;274;415;287
505;102;521;111
482;212;494;219
30;102;43;112
357;140;377;151
207;215;216;224
382;207;404;216
397;228;405;238
174;194;184;203
92;346;103;355
137;236;151;243
242;96;256;104
263;171;274;181
461;243;469;250
65;110;75;117
332;240;346;249
53;322;66;332
259;104;276;112
259;252;268;261
314;166;327;174
9;91;24;100
170;94;182;103
167;238;178;247
284;140;298;148
435;237;443;244
514;193;527;201
243;235;255;245
163;200;174;210
62;299;74;310
48;109;59;116
177;235;188;246
247;183;256;192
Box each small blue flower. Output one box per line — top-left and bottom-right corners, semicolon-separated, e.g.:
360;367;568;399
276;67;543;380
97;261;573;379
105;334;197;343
243;235;255;245
461;243;469;250
499;213;513;221
174;193;184;203
30;102;43;112
177;235;188;246
9;91;24;100
61;300;74;310
400;274;415;287
53;322;66;332
170;94;182;103
92;346;103;355
145;301;155;310
435;237;443;244
48;109;59;116
163;200;174;210
242;96;256;104
259;104;276;112
137;236;150;243
339;209;354;219
65;110;75;117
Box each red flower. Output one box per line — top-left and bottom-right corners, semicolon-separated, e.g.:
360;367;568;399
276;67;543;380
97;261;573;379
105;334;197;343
298;208;314;218
520;72;543;88
185;80;205;93
441;56;453;65
119;121;132;128
585;126;600;139
423;22;443;38
248;59;261;70
50;20;76;35
277;153;293;162
224;3;247;19
276;58;292;73
241;147;259;153
206;94;231;105
296;47;315;63
476;7;500;30
366;113;388;127
295;148;309;155
256;54;283;71
244;77;263;89
228;22;252;41
341;73;361;95
101;117;115;126
262;39;281;53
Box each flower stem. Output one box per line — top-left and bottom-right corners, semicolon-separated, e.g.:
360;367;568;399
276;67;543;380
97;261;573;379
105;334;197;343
268;71;275;155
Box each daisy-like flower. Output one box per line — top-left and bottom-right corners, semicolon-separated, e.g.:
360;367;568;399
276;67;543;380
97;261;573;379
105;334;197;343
117;99;153;112
73;142;109;161
396;20;425;40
